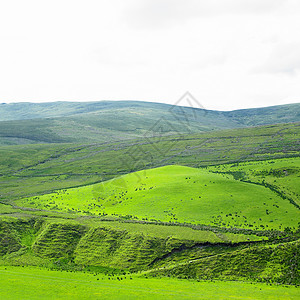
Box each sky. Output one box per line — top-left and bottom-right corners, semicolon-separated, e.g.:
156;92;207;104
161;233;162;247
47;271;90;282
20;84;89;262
0;0;300;111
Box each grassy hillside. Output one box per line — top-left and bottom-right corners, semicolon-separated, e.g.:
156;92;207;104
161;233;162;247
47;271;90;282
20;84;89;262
0;217;264;271
208;157;300;208
149;238;300;285
1;122;299;202
16;164;300;231
0;215;297;286
1;112;300;291
0;101;164;121
225;103;300;126
0;101;299;144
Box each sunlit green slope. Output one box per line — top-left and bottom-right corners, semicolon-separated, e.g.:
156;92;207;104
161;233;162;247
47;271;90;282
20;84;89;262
208;157;300;208
17;165;300;230
1;122;299;202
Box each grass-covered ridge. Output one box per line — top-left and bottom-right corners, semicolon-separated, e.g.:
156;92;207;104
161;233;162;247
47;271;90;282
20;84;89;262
207;157;300;208
17;164;300;231
1;109;300;294
1;101;300;144
1;122;299;202
0;217;264;272
149;238;300;285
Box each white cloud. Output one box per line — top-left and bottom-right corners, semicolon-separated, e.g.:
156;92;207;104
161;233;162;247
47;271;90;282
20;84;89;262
126;0;285;28
254;43;300;75
0;0;299;110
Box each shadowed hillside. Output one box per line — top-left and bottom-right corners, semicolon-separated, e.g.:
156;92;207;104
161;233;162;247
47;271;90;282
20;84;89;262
0;101;299;144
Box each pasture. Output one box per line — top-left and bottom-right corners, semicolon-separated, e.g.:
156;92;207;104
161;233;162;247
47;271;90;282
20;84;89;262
207;157;300;208
0;266;298;299
17;165;300;231
1;122;299;203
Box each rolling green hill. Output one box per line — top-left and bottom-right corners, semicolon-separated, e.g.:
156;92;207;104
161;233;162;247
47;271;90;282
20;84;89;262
16;164;300;231
0;122;299;202
208;157;300;208
1;105;300;291
0;101;299;144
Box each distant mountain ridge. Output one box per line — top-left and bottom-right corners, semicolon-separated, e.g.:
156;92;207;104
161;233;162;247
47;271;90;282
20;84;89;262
0;101;299;145
0;101;158;121
1;100;300;122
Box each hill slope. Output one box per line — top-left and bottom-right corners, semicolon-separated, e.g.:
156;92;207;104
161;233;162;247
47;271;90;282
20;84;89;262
1;122;299;202
16;165;300;231
1;118;300;287
0;101;299;144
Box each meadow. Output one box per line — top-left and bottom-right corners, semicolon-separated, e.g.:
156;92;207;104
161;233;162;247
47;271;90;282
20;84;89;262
1;122;299;203
16;164;300;231
0;266;299;300
1;119;300;296
207;157;300;208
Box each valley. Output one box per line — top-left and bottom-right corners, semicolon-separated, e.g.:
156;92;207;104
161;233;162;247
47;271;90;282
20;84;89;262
0;102;299;298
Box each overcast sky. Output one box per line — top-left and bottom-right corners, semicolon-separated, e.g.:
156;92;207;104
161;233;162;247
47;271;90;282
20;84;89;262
0;0;300;110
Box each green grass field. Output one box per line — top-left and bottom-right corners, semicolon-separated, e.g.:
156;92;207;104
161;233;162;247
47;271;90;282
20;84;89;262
0;266;298;299
1;118;300;292
1;122;299;203
17;165;300;231
207;157;300;208
75;220;265;243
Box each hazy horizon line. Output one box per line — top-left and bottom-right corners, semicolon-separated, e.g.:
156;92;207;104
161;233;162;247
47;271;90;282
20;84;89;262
1;98;299;112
